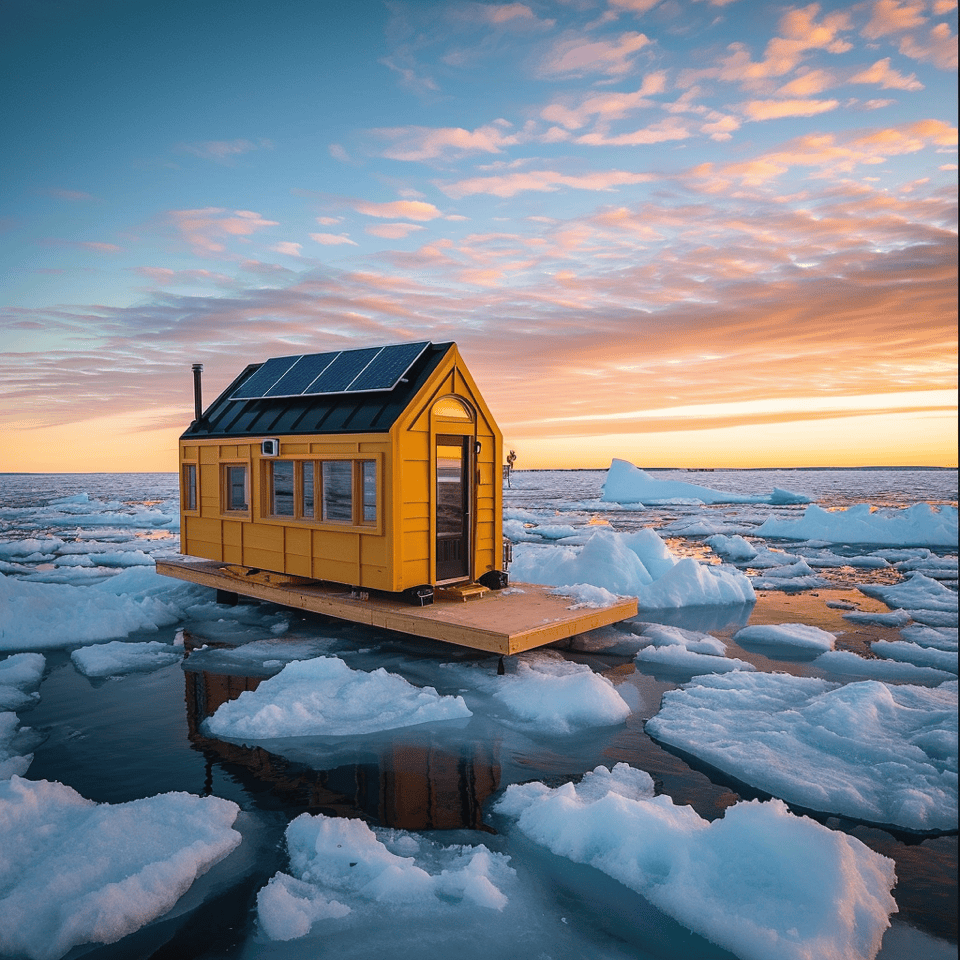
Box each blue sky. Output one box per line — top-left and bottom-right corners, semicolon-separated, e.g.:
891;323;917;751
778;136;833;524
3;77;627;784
1;0;957;470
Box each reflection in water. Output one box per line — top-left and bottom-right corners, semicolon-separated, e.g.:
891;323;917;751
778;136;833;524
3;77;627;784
181;640;500;832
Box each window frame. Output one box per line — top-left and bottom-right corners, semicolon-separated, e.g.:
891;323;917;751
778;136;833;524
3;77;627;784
181;461;199;515
220;461;251;517
259;455;381;532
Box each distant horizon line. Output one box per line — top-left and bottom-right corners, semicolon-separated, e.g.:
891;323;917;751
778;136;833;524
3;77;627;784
1;465;957;476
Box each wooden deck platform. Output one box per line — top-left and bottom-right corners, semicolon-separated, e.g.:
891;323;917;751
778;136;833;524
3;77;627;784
156;556;638;655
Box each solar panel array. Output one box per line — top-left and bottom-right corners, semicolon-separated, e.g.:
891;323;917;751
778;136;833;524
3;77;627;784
230;341;431;400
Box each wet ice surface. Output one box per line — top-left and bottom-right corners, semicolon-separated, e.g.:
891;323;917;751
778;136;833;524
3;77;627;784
0;468;957;960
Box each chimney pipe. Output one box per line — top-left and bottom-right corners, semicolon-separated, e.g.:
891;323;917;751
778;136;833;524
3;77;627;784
192;363;203;424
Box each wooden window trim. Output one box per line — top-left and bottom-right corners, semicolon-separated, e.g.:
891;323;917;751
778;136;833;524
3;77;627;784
219;460;252;519
181;462;199;515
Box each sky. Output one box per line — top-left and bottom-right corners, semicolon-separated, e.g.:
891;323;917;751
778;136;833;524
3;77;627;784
1;0;956;473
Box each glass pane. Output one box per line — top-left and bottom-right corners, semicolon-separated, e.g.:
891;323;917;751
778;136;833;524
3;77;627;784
436;444;463;536
271;461;294;516
322;461;353;522
301;461;315;518
362;460;376;523
434;397;472;420
226;465;248;511
184;464;196;511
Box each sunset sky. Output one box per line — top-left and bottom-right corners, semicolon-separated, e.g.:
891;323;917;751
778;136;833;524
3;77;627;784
1;0;956;473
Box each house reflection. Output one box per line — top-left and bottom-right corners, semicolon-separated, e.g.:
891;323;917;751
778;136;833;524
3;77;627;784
181;638;500;832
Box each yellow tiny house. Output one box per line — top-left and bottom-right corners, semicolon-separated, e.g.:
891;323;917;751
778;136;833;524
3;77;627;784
178;341;506;603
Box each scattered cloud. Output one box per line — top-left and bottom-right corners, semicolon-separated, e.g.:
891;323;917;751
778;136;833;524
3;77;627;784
438;167;657;198
861;0;927;39
365;223;426;239
849;58;923;90
373;122;519;161
165;208;279;255
271;242;303;257
741;98;841;121
351;200;444;220
536;31;653;78
309;232;358;245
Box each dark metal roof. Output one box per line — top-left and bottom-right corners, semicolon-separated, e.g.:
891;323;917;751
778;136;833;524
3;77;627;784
182;342;455;440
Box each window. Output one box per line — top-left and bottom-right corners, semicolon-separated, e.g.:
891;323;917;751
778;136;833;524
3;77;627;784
182;463;197;512
224;464;248;512
270;461;295;516
259;458;378;527
361;460;377;523
434;396;473;420
301;461;315;518
322;461;353;522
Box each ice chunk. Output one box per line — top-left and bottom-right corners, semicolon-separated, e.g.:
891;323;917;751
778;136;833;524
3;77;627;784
495;763;896;960
859;572;959;614
70;640;183;678
871;640;958;675
813;650;956;685
756;502;958;547
635;624;755;675
646;673;958;831
601;459;810;505
733;622;836;652
204;656;471;740
0;653;45;711
705;534;758;561
257;813;513;942
489;654;630;733
0;777;241;960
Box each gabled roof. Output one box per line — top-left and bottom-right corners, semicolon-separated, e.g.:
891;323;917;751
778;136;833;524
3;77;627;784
182;341;455;439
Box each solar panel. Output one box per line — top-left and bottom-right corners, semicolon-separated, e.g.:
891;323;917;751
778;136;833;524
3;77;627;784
348;341;430;391
304;346;381;394
229;342;432;400
230;355;299;399
263;352;338;398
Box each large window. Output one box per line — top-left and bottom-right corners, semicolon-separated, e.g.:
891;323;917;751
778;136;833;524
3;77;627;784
264;458;377;526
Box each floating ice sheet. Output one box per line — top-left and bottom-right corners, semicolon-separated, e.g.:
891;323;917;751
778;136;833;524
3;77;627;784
495;763;897;960
634;623;755;675
0;777;241;960
646;673;958;832
204;656;471;741
733;622;836;652
70;640;183;678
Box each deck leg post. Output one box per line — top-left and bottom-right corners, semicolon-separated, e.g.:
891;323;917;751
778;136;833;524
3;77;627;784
497;656;505;675
216;589;238;606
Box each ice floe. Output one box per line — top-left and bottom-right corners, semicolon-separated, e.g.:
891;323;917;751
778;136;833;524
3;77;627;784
257;813;513;944
70;640;183;678
756;503;958;547
634;623;755;675
495;763;897;960
204;656;471;741
733;622;836;652
0;653;45;711
510;528;755;610
813;650;956;685
646;673;958;832
0;776;241;960
601;459;811;505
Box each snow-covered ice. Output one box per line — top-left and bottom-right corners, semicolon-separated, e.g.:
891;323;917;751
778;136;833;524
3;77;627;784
634;623;755;674
0;776;241;960
646;674;958;832
70;640;183;678
601;459;811;505
495;763;897;960
204;656;472;741
733;622;837;652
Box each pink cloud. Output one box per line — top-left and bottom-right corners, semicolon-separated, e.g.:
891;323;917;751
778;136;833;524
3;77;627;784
850;58;923;90
540;73;668;131
168;208;279;254
309;232;358;246
351;200;444;220
374;122;519;161
439;168;657;199
178;138;271;162
576;116;692;146
861;0;927;39
365;223;426;239
271;242;303;257
537;31;652;78
78;241;121;253
741;98;840;120
898;22;958;69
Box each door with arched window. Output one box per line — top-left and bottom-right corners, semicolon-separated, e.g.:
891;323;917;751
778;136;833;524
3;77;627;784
433;396;475;583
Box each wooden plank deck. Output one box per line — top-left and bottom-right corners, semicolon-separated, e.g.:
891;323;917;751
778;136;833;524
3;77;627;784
156;556;638;655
